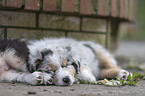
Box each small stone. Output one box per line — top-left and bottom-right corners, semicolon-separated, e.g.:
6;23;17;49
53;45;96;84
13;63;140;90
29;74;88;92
70;89;75;91
28;91;36;94
43;89;47;92
54;90;62;93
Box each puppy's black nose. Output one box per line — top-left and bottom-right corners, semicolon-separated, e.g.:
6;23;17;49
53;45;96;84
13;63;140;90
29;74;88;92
63;76;70;83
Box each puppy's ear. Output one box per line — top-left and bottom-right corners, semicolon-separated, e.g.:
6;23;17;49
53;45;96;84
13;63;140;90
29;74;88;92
71;59;81;74
28;50;42;72
40;49;53;58
35;49;54;70
31;50;43;71
35;49;53;61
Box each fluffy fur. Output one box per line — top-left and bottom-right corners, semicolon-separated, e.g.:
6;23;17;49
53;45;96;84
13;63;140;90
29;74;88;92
27;38;132;85
0;38;131;86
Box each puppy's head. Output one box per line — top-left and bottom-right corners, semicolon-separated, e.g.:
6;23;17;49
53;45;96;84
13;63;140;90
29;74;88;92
28;47;81;86
28;49;59;73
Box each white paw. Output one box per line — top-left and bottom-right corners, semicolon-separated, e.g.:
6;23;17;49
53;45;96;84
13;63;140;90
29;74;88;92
42;73;53;85
86;77;96;83
27;72;43;85
117;70;132;80
77;71;96;83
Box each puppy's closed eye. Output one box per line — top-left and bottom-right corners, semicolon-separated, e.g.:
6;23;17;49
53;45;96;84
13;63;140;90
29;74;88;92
35;59;42;70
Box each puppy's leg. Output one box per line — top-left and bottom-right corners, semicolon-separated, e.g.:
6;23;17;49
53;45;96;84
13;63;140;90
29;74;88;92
17;71;44;85
82;42;132;80
87;43;132;80
99;67;132;80
0;70;44;85
99;67;121;79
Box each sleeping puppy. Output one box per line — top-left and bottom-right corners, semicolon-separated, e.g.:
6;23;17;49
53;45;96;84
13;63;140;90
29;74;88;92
28;38;132;86
0;39;53;85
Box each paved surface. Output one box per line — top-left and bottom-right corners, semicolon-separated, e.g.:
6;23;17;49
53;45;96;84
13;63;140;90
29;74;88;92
0;80;145;96
0;40;145;96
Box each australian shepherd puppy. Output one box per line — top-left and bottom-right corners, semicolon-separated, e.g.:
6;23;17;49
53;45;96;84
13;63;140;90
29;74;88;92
27;38;132;86
0;39;53;85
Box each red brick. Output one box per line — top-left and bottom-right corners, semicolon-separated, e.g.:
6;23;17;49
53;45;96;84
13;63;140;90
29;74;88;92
62;0;74;12
111;0;117;17
97;0;107;16
6;0;22;8
25;0;40;10
120;0;124;18
43;0;56;11
80;0;91;14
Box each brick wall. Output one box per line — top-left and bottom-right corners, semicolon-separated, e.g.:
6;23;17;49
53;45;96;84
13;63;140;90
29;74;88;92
0;0;137;49
0;11;106;46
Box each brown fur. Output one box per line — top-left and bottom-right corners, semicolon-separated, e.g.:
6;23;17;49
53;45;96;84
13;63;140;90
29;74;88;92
95;50;117;68
99;67;121;79
94;46;122;79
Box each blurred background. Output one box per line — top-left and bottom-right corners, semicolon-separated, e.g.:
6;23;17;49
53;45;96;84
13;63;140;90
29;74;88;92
115;0;145;72
122;0;145;41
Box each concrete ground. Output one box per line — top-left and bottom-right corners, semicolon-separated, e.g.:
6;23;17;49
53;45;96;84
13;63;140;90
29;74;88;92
0;81;145;96
0;40;145;96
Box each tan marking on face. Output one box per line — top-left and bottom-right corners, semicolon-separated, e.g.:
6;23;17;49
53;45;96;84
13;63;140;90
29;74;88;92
35;61;40;66
80;66;86;71
62;59;67;67
64;67;76;77
35;61;40;65
49;64;57;71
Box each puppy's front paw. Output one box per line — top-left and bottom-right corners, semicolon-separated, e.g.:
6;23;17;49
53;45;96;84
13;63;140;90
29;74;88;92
77;70;96;83
117;70;132;80
42;73;53;85
27;72;43;85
